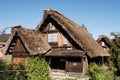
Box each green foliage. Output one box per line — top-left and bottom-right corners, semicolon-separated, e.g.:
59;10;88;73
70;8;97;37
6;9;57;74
0;59;6;70
0;60;6;79
110;32;120;75
88;63;113;80
115;76;120;80
26;56;50;80
0;56;50;80
0;59;27;80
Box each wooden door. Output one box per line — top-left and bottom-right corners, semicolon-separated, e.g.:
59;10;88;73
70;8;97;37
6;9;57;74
66;59;83;73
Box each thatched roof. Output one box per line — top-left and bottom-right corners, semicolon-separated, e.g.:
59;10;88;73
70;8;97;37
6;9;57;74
0;34;10;42
35;9;110;58
45;49;85;57
3;26;51;55
0;42;6;47
97;35;112;48
0;34;10;47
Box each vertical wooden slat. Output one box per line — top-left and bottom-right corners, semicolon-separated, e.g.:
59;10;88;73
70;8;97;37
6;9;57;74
66;59;83;73
58;32;63;46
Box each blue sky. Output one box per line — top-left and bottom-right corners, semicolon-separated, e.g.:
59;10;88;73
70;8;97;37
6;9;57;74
0;0;120;39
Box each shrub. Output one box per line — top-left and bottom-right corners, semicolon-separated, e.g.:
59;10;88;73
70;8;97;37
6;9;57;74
88;63;113;80
0;56;50;80
110;32;120;75
0;59;6;79
115;76;120;80
26;56;50;80
0;59;27;80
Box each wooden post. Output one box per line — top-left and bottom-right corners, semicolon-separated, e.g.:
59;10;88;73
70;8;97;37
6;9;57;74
58;32;63;47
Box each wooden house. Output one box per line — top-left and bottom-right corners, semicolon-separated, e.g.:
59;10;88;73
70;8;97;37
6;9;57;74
0;34;10;59
2;10;110;78
3;26;51;65
97;35;112;53
0;34;10;43
35;9;110;75
0;42;6;59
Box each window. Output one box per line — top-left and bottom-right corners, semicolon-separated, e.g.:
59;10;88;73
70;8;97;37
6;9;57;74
102;41;105;46
48;33;58;42
50;23;55;30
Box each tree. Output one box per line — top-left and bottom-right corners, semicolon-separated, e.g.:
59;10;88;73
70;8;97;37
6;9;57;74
0;27;9;35
109;32;120;76
88;63;112;80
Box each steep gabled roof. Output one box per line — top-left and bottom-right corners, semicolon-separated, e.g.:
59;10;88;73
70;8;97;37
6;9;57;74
97;35;112;48
3;26;51;55
35;9;109;58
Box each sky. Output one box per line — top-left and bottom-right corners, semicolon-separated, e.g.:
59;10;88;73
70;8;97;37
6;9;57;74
0;0;120;39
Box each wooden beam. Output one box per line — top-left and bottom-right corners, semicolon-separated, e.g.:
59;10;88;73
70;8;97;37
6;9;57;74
43;23;50;32
48;30;58;33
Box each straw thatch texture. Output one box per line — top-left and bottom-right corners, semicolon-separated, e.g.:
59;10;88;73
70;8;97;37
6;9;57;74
0;34;10;42
36;9;110;58
3;26;51;55
45;49;85;57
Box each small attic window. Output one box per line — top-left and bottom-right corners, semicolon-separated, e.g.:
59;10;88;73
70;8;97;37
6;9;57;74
50;23;55;30
102;41;105;46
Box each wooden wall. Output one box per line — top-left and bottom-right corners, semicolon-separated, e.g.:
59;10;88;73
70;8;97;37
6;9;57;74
12;38;28;65
48;57;83;73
